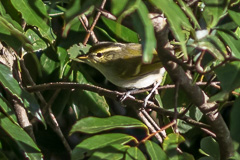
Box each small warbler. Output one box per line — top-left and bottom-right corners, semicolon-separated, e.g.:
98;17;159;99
76;42;165;89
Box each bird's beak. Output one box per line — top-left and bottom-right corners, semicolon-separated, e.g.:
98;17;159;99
72;54;89;62
77;54;89;59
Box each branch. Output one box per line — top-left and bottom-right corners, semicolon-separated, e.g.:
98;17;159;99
151;15;234;159
25;82;211;130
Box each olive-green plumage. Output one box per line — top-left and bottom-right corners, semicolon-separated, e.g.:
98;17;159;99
76;42;165;89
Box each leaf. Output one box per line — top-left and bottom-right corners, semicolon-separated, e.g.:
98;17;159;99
0;94;17;123
0;16;32;52
211;61;240;101
0;63;44;122
0;151;8;160
89;144;129;160
51;90;71;117
0;112;42;160
200;136;220;160
125;147;146;160
95;26;117;42
70;115;148;134
230;97;240;144
45;3;65;17
40;50;60;76
0;1;22;31
150;0;192;59
202;0;228;28
145;140;168;160
178;106;203;133
101;16;139;43
228;10;240;27
111;0;129;16
217;30;240;59
71;133;137;160
68;43;91;59
163;133;185;157
74;70;110;117
191;35;227;60
131;1;156;63
25;28;48;52
215;61;240;92
10;0;56;43
177;0;200;29
64;0;99;23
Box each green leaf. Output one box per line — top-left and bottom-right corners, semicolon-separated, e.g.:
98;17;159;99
228;10;240;27
95;26;117;42
0;94;17;123
163;133;185;157
89;144;129;160
125;147;146;160
191;35;227;60
175;152;195;160
45;3;65;17
111;0;129;16
149;0;192;59
230;97;240;144
72;133;137;160
0;112;42;160
131;1;156;63
25;28;48;52
0;151;8;160
215;61;240;92
199;157;214;160
68;43;91;60
101;16;139;43
52;90;71;117
178;106;203;133
202;0;228;28
40;50;60;76
0;1;22;31
0;64;44;122
211;60;240;101
235;27;240;38
70;115;147;134
64;0;98;22
71;85;110;117
217;30;240;59
74;70;110;117
0;16;32;52
10;0;56;43
177;0;200;29
145;140;168;160
200;136;220;160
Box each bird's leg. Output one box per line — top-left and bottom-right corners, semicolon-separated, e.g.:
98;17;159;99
144;80;161;107
120;89;138;102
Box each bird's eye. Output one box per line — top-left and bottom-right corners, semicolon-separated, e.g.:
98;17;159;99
96;52;103;57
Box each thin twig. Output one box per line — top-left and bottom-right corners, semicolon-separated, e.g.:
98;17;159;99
139;121;176;144
79;15;98;43
138;110;163;143
197;57;240;75
173;81;179;133
83;0;107;45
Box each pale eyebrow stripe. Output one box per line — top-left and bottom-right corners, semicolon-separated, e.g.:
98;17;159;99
95;46;122;53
